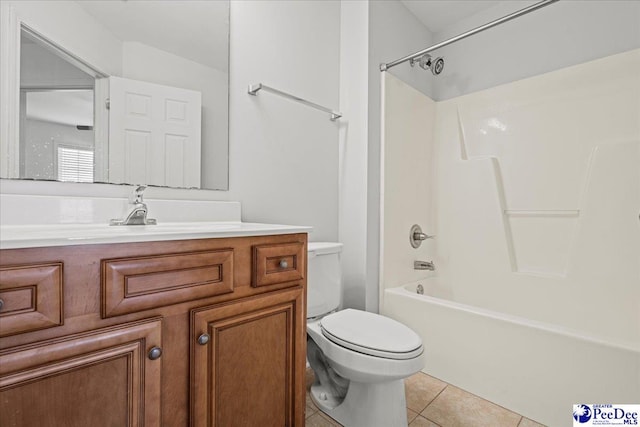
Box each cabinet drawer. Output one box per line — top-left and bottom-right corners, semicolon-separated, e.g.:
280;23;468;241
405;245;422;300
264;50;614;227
0;263;63;337
102;249;233;317
252;242;305;287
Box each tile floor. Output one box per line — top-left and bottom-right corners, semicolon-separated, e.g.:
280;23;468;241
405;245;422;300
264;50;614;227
305;369;546;427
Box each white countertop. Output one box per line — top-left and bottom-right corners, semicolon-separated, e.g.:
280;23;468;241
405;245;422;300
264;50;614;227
0;222;312;249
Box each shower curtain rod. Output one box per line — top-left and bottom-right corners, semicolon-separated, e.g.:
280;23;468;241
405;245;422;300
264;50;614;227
380;0;559;72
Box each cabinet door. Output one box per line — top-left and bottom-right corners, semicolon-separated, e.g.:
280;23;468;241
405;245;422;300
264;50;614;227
191;287;306;427
0;318;162;427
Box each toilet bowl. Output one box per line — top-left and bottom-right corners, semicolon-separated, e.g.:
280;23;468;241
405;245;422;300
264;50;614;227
306;242;424;427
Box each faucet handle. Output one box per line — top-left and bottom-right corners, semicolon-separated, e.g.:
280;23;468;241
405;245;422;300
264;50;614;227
413;232;435;241
132;185;147;203
410;224;434;248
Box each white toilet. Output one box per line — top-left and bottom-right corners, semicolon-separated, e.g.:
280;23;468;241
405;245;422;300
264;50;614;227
306;242;424;427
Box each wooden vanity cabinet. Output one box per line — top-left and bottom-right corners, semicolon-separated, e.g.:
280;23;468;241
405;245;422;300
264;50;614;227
0;318;163;427
0;233;307;427
191;286;305;427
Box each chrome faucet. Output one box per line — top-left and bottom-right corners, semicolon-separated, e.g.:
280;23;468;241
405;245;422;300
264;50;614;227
414;260;435;271
110;186;157;226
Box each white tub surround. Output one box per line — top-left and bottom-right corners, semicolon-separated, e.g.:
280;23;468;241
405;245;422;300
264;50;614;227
0;193;312;249
380;49;640;427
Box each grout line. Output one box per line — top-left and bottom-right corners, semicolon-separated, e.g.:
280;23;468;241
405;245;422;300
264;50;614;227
310;369;540;426
445;383;527;421
421;414;443;427
420;383;448;414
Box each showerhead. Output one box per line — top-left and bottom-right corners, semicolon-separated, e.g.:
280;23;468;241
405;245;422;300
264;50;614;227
431;57;444;75
409;54;445;76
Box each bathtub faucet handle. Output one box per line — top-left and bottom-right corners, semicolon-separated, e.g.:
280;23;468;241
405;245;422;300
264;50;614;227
410;224;434;248
413;231;434;241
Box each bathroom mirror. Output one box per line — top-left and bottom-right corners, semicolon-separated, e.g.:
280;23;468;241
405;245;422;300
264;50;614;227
0;0;229;190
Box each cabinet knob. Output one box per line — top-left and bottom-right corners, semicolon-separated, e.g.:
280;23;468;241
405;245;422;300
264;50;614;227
148;346;162;360
279;259;289;269
197;333;210;345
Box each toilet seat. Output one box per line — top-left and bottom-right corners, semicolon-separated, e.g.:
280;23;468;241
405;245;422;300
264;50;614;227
320;309;423;360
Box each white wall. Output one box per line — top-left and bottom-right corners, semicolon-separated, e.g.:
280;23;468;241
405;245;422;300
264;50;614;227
433;0;640;100
381;73;436;293
21;119;93;180
1;0;341;243
339;0;369;309
3;1;122;76
226;0;340;241
366;0;434;312
20;41;94;88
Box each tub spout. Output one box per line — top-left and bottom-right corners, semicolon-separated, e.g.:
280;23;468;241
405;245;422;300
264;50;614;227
414;260;435;271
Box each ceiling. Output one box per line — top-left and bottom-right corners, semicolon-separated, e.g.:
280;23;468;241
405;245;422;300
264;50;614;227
400;1;501;34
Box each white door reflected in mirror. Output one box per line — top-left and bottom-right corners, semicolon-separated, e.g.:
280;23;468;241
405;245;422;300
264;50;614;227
108;77;202;188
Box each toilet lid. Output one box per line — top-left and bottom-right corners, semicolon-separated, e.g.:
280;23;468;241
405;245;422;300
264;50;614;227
320;309;423;360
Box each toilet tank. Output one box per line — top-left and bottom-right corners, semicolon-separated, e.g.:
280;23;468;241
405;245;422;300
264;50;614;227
307;242;343;319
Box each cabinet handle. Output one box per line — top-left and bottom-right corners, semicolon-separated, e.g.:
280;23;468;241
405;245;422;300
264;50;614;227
0;299;4;311
279;259;289;269
148;346;163;360
197;333;210;345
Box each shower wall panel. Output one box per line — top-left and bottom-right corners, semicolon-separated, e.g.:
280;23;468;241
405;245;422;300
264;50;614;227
381;73;437;297
433;49;640;344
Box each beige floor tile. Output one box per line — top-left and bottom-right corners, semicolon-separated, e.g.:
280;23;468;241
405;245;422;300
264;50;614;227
518;417;546;427
410;415;441;427
316;411;344;426
306;404;318;419
408;408;420;424
405;372;448;413
306;413;339;427
421;385;521;427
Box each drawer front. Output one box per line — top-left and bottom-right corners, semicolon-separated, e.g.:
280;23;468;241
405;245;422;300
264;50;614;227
102;249;233;317
252;242;305;287
0;263;64;337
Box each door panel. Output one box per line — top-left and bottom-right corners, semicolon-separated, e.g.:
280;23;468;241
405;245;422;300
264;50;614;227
108;76;201;187
191;287;306;427
0;318;162;427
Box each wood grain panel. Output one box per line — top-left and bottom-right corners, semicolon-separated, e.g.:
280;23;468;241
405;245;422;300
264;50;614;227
102;249;233;317
0;263;63;337
253;242;305;287
0;317;162;426
0;233;308;426
0;286;35;314
191;287;306;427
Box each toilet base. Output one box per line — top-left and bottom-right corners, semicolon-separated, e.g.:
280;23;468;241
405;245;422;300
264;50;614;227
310;378;409;427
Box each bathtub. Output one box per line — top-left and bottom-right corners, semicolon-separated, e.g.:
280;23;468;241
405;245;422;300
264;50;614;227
382;280;640;427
